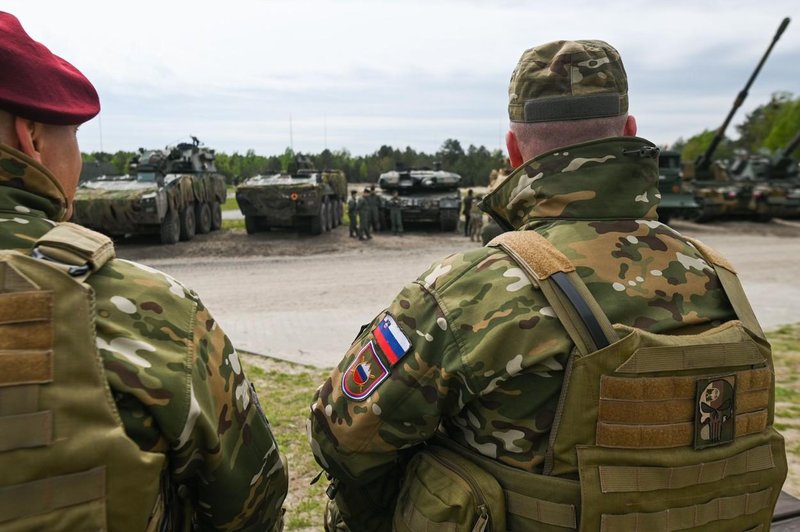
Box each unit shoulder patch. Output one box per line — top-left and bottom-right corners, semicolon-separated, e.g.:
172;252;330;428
342;341;389;401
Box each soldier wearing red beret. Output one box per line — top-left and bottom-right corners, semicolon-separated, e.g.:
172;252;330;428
0;12;288;531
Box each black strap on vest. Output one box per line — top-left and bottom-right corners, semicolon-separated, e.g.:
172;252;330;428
550;271;611;350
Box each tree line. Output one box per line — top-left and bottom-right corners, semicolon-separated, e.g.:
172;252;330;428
82;92;799;184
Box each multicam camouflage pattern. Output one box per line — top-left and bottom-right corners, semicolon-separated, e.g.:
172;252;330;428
0;144;288;531
508;40;628;122
236;169;347;234
377;167;461;231
309;137;735;530
72;143;226;240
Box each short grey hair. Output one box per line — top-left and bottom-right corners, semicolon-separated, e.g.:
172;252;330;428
510;114;629;162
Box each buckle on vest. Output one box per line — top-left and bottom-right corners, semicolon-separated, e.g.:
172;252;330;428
30;247;91;277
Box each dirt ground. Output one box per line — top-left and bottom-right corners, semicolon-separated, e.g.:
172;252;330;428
115;218;800;263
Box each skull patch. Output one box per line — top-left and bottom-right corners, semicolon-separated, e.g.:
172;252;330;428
694;375;736;449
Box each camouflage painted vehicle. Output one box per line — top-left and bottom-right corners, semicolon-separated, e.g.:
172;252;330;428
72;139;227;244
685;18;789;223
235;157;347;235
727;131;800;218
377;163;461;231
655;149;697;223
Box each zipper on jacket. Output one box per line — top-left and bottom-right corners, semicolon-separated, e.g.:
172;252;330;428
543;351;576;475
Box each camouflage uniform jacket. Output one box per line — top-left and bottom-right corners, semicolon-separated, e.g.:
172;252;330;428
0;144;288;531
309;136;736;529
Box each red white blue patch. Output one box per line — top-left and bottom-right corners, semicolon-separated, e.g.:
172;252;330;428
342;341;389;401
372;314;411;366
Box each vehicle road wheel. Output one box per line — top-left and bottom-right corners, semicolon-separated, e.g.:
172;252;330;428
321;200;330;232
196;201;212;234
159;208;180;245
310;214;323;235
180;203;196;241
440;210;458;232
327;198;336;230
245;215;267;234
210;200;222;231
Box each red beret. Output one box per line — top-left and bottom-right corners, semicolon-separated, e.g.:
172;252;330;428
0;12;99;125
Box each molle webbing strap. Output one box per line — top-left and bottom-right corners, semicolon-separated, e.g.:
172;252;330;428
0;411;52;451
684;237;765;339
599;487;773;531
614;341;763;373
598;444;775;493
505;491;576;529
33;222;115;273
0;350;52;387
489;231;617;354
596;410;768;449
0;467;106;524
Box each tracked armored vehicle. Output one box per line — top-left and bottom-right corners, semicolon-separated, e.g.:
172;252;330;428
684;17;790;222
235;157;347;235
72;139;226;244
656;150;698;224
377;163;461;231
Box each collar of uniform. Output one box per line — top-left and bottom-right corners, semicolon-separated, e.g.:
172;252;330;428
0;143;68;221
481;136;660;229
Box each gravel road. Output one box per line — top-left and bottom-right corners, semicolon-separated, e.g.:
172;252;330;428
116;219;800;367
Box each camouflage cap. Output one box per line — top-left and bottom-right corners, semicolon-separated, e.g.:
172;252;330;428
508;40;628;123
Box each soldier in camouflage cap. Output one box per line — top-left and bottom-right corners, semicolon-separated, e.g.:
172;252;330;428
0;11;287;530
309;40;738;530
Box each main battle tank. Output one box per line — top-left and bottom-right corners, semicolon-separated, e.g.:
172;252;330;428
684;17;790;222
377;163;461;231
235;156;347;235
72;138;227;244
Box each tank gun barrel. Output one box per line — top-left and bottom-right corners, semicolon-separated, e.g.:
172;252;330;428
778;130;800;161
695;17;790;173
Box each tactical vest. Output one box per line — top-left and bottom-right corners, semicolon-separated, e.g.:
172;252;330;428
394;231;787;532
0;223;166;531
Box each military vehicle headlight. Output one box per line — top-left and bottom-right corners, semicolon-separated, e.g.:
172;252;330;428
140;192;157;203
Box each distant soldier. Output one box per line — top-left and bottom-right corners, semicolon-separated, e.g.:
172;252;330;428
468;194;483;242
347;189;358;238
389;190;403;235
462;188;474;236
0;12;287;531
357;188;372;240
368;184;381;232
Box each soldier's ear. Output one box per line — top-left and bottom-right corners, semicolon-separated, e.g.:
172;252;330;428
14;117;43;162
623;115;637;137
506;130;524;168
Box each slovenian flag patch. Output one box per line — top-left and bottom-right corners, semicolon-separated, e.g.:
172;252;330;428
372;314;411;366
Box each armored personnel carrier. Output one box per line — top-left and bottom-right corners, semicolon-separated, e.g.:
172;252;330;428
377;163;461;231
684;17;790;222
235;156;347;235
72;138;227;244
655;150;698;223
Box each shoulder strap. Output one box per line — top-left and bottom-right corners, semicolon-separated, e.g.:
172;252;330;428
684;236;765;340
489;231;618;355
30;222;115;281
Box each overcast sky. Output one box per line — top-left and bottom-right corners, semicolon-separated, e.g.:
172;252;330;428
6;1;799;156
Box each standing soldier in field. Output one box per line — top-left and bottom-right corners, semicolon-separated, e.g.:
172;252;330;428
468;194;483;242
309;39;785;531
357;188;372;240
462;188;474;236
0;12;288;531
368;184;381;232
347;189;358;238
389;190;403;235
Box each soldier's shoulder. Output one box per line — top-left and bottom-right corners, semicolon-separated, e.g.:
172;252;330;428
415;244;516;296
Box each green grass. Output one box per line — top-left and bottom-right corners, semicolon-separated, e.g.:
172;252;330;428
242;355;330;531
240;323;800;527
222;218;245;231
222;193;239;211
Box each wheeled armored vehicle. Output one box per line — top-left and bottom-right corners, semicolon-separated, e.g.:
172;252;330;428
72;139;226;244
